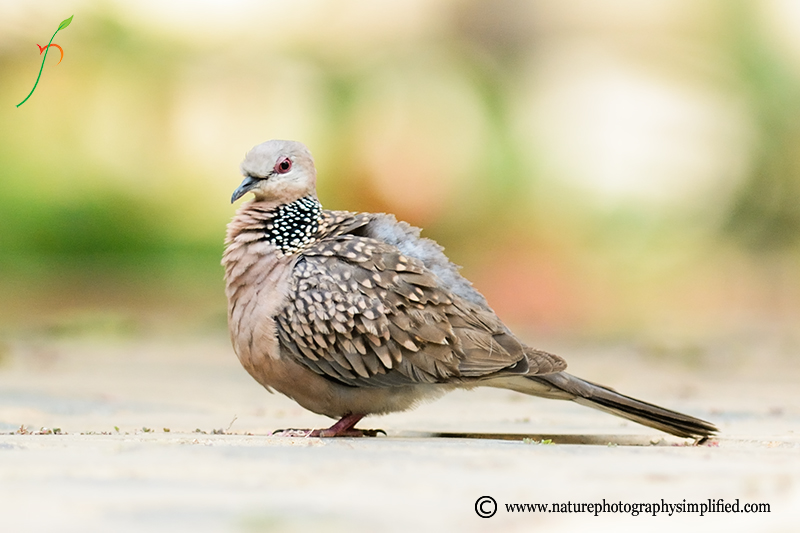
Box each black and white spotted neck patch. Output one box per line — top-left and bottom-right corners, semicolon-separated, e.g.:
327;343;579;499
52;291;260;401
260;196;323;254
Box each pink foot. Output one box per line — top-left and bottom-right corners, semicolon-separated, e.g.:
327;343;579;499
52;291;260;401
270;413;385;438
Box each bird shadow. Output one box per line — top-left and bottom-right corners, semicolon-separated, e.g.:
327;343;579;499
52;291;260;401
390;431;705;446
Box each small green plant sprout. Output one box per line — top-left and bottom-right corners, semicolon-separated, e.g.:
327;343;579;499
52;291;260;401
522;438;554;445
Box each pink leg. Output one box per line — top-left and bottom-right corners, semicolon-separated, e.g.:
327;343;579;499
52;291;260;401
271;413;384;438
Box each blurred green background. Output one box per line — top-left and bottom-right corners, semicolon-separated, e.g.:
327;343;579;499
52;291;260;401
2;0;800;342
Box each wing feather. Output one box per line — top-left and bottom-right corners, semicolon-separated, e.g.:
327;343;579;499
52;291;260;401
274;213;565;387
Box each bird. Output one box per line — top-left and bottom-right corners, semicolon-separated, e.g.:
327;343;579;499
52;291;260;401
223;139;717;439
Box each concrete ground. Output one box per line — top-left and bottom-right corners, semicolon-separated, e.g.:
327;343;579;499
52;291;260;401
0;333;797;532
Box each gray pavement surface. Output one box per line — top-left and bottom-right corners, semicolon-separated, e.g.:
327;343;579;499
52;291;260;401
0;334;797;532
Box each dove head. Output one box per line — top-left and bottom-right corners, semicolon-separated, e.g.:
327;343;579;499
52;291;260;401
232;140;317;205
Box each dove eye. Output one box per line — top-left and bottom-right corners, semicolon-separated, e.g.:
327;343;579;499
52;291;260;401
275;157;292;174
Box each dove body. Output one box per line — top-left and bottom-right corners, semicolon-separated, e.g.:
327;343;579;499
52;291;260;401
223;140;716;438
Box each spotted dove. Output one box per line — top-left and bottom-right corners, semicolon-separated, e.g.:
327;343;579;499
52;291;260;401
223;140;716;439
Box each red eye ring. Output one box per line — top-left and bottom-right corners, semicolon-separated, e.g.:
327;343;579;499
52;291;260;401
275;157;292;174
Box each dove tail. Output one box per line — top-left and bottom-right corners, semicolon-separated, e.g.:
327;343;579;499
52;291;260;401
494;372;717;438
536;373;717;438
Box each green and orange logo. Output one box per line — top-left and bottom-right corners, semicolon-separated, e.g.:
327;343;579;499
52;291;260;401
16;15;73;107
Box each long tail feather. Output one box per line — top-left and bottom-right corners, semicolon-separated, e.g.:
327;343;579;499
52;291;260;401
493;372;717;438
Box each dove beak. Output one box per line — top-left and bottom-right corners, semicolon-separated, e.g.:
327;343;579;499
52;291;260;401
231;175;262;204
